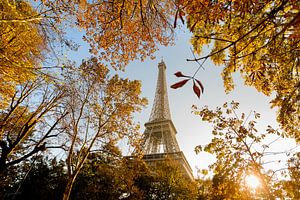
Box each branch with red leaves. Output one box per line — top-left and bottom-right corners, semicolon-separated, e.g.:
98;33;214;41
170;71;204;98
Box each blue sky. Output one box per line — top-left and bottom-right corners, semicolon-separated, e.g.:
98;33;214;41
66;26;298;176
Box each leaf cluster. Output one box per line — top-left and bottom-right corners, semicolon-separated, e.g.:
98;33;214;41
185;0;300;139
38;0;177;69
0;0;47;107
193;101;280;199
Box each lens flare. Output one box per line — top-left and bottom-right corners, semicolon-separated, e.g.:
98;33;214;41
245;174;260;189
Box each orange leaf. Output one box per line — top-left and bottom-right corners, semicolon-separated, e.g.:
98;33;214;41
170;79;189;89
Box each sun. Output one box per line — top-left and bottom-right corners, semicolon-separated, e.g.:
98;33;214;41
245;174;261;189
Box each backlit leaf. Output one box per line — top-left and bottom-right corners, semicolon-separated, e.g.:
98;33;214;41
193;81;201;98
195;79;204;93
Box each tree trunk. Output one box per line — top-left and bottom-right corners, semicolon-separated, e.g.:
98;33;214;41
0;143;8;172
62;173;77;200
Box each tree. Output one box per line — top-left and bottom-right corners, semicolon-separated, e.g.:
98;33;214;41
280;152;300;199
0;0;47;108
192;101;285;199
0;78;67;172
135;158;198;200
73;0;176;69
71;151;127;200
71;146;198;200
0;0;177;111
9;0;177;69
59;58;147;200
12;156;66;200
180;0;300;140
0;155;67;200
195;178;213;200
0;142;199;199
71;146;148;200
0;146;142;200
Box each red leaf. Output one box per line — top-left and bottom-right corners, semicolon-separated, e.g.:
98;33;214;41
193;81;201;98
171;79;189;89
174;71;189;77
195;79;204;93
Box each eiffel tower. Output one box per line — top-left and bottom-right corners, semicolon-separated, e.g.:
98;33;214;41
141;60;193;180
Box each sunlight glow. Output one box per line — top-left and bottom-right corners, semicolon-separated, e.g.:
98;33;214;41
245;175;261;189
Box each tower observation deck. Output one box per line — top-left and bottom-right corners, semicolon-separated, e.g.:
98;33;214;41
141;61;193;181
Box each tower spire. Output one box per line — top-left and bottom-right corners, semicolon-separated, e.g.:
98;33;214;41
148;60;171;122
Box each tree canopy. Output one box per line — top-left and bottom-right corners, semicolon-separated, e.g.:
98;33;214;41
193;101;299;199
1;0;299;141
16;0;177;69
0;0;47;107
183;0;300;140
0;150;198;200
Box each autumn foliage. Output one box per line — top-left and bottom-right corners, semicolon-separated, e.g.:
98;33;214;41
181;0;300;140
37;0;177;69
193;101;299;199
0;1;47;108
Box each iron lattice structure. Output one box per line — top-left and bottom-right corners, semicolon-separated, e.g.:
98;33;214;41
141;61;193;180
148;61;171;122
